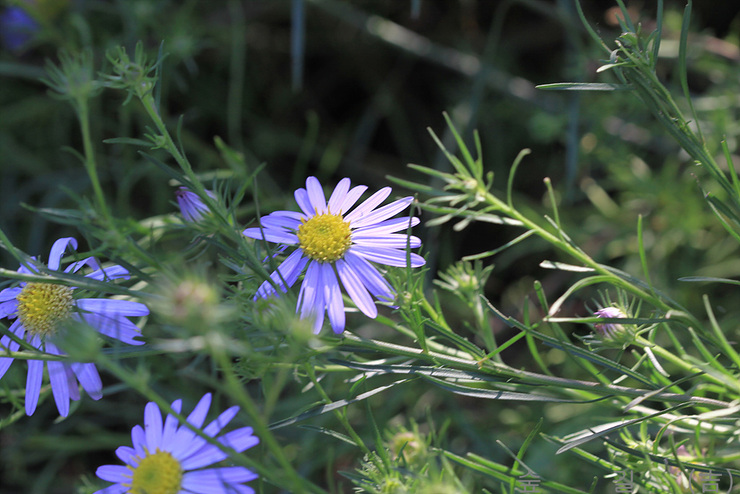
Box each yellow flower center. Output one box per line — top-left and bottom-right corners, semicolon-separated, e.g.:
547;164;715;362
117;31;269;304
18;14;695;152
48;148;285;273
127;450;183;494
16;282;74;337
297;213;352;262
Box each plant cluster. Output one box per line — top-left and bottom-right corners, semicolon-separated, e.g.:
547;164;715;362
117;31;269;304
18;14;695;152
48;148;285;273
1;1;740;493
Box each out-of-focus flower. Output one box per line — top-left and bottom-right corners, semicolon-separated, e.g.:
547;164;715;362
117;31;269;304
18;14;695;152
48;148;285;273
0;237;148;416
95;393;259;494
0;6;38;51
243;176;425;334
175;187;215;222
593;306;627;339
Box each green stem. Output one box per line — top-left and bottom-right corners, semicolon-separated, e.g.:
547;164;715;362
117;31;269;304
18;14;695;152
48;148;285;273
212;351;328;494
138;92;193;175
341;333;730;409
77;98;111;221
484;187;678;318
305;362;372;457
633;335;739;393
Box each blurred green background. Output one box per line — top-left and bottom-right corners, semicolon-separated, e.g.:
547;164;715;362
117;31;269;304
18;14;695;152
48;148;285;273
2;0;740;492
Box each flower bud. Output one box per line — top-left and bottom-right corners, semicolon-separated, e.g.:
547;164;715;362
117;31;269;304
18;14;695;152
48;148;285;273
593;306;627;339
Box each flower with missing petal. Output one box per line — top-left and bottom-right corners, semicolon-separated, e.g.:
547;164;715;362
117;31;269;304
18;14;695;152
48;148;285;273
0;237;148;416
95;393;259;494
243;176;425;334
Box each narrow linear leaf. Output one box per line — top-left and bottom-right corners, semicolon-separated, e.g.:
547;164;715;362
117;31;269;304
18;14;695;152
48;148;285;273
269;379;407;429
536;82;632;91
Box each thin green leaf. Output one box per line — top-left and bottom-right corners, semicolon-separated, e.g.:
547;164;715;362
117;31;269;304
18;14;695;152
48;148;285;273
506;148;531;208
103;137;152;146
298;425;356;446
556;403;691;454
423;375;589;403
536;82;632;91
678;276;740;285
678;1;703;143
269;379;408;429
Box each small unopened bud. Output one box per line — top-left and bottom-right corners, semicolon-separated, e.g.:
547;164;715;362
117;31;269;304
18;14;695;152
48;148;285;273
593;306;627;339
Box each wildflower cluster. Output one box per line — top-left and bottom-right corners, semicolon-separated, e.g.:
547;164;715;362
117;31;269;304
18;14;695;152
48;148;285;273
4;1;740;492
0;175;424;492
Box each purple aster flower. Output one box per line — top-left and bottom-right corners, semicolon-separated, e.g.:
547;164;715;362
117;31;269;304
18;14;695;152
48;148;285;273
593;306;627;339
175;187;215;222
95;393;259;494
0;237;148;416
243;176;425;334
0;6;39;52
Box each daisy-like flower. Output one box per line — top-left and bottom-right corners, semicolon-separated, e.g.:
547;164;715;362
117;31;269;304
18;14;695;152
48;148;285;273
175;187;215;222
0;237;148;416
243;176;425;334
95;393;259;494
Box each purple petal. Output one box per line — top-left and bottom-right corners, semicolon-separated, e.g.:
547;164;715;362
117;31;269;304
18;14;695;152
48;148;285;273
260;214;302;231
254;249;309;299
48;237;78;271
344;187;391;223
343;252;394;300
351;245;426;268
336;259;377;319
64;365;80;401
131;425;146;457
338;185;368;214
182;467;258;493
76;298;149;317
0;300;17;319
176;188;212;222
352;234;422;249
0;334;20;380
161;399;183;446
85;265;130;281
202;405;240;437
353;216;420;235
70;362;103;399
327;178;350;213
47;359;70;417
144;401;164;451
294;188;314;217
115;445;137;465
297;261;325;333
172;394;214;459
187;393;212;429
78;312;145;345
320;263;345;334
242;226;299;245
64;256;101;275
271;210;305;220
219;426;260;452
305;176;327;214
96;465;132;483
0;286;21;303
93;485;128;494
180;445;223;470
25;358;44;415
349;197;413;229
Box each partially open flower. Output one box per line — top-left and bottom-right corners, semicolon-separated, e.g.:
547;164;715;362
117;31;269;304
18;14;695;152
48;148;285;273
593;306;627;339
175;187;216;222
